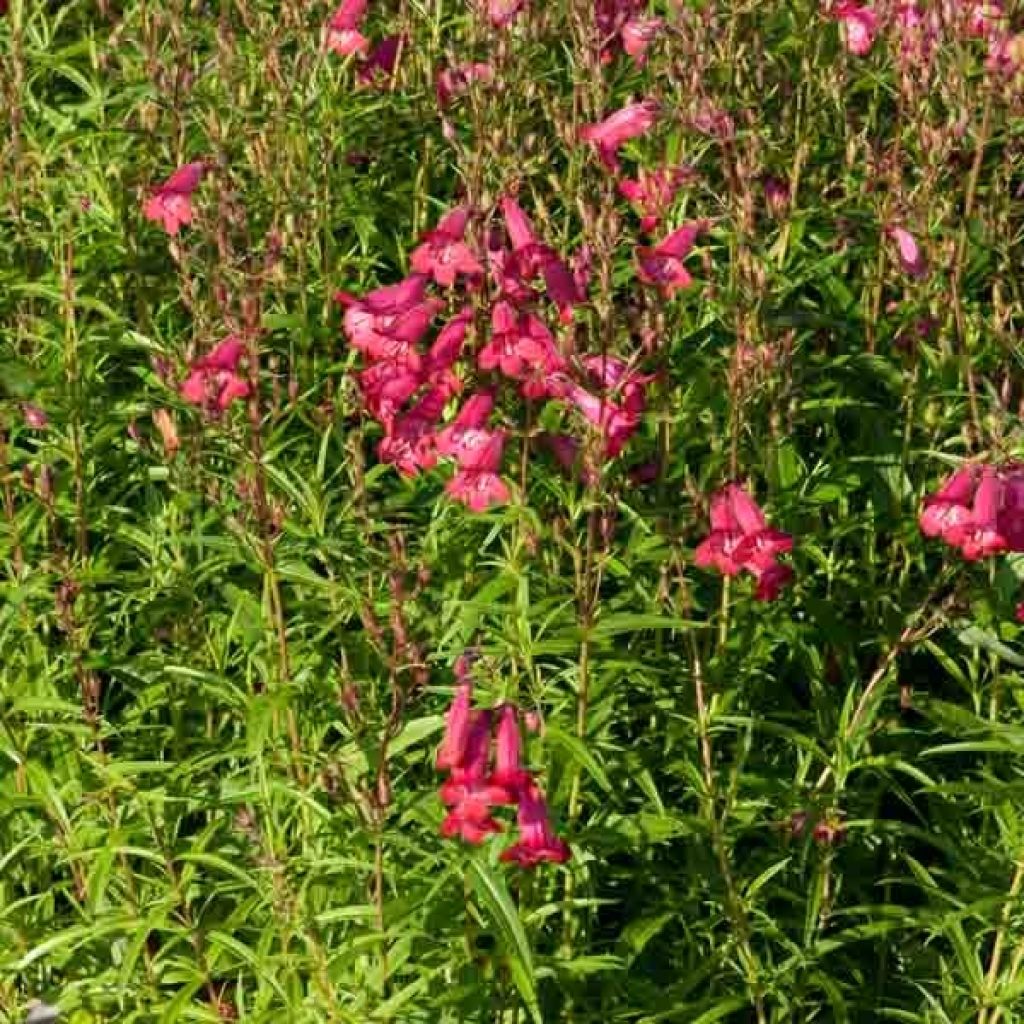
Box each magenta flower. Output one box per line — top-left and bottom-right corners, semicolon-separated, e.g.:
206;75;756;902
751;561;795;602
637;221;706;297
618;165;692;233
887;226;927;278
21;403;49;429
410;207;483;288
491;704;531;792
325;0;369;56
436;681;474;771
833;2;878;56
357;360;423;425
180;335;250;414
143;161;206;236
564;383;640;459
580;100;659;172
440;710;510;843
446;467;511;512
357;34;403;86
581;354;654;415
967;1;1005;39
500;783;570;867
998;464;1024;550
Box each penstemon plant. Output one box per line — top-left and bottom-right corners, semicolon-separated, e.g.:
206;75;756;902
2;0;1024;1021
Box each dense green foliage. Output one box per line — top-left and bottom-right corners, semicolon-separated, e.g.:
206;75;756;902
3;0;1024;1021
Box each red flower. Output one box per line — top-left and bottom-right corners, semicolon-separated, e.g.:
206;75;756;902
919;465;977;543
490;704;531;793
580;100;659;172
500;783;570;867
377;387;448;477
436;681;474;771
946;466;1008;561
446;468;511;512
479;302;566;392
143;161;206;236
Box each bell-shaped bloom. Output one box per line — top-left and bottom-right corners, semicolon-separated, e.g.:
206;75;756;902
919;465;978;542
479;302;566;389
180;335;251;413
440;711;511;843
580;100;659;172
581;355;654;416
544;432;598;486
411;207;483;288
637;221;706;297
621;16;663;65
540;254;585;324
436;61;494;107
490;704;531;793
833;2;879;56
888;226;927;278
500;783;570;867
326;0;369;56
143;161;206;236
946;467;1008;560
340;275;441;360
695;484;794;598
435;391;497;466
436;681;474;771
358;34;403;85
618;165;692;233
486;0;528;28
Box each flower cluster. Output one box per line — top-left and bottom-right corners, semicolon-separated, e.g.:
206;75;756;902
695;483;795;601
179;335;250;415
919;463;1024;560
436;660;569;868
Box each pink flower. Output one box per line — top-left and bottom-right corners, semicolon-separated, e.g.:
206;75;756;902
581;354;654;415
763;175;790;216
833;2;879;56
21;403;48;429
486;0;528;28
479;302;566;394
500;783;570;867
435;392;496;459
997;464;1024;551
967;2;1005;40
410;207;483;288
1015;601;1024;623
357;34;403;86
618;165;692;233
695;484;793;598
946;466;1008;560
325;0;369;56
446;468;511;511
357;360;423;424
143;161;206;236
620;16;663;65
424;306;473;380
580;100;659;172
919;465;978;542
377;387;448;476
440;710;510;843
887;226;927;278
180;335;250;413
544;433;597;485
436;61;494;107
637;221;706;297
339;275;440;360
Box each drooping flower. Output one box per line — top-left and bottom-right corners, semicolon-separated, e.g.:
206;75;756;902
446;468;511;512
580;100;659;172
490;704;531;792
180;336;251;414
325;0;369;56
564;383;640;459
410;207;483;288
833;2;879;56
377;386;448;476
143;162;206;236
479;301;566;396
887;226;927;278
637;221;706;297
500;783;570;867
436;681;474;771
440;710;510;843
946;466;1008;560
